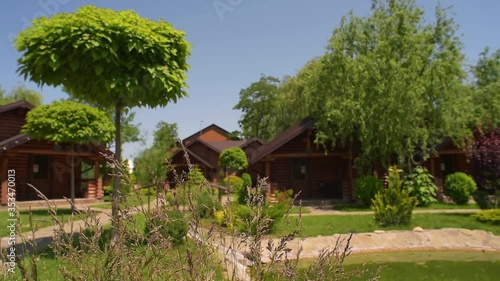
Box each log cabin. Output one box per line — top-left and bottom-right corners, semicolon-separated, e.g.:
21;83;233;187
0;101;112;205
170;118;474;202
168;124;264;183
247;117;474;202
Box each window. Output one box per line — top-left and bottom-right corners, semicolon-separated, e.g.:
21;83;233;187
292;159;307;180
33;156;49;179
81;159;95;180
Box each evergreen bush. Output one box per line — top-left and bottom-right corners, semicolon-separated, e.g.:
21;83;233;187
372;166;417;226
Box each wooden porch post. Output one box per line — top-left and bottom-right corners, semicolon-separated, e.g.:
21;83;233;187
349;155;356;199
0;157;9;205
95;160;103;199
348;156;354;202
265;161;271;198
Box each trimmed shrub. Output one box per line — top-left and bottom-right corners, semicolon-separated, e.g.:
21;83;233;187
194;188;221;219
372;166;417;226
231;189;292;234
214;210;226;226
222;175;245;204
188;167;206;183
473;190;499;209
219;147;248;172
445;172;477;205
274;189;294;203
238;173;253;204
474;209;500;225
355;175;383;206
241;173;252;189
144;210;188;246
222;175;243;191
265;190;292;233
403;166;438;206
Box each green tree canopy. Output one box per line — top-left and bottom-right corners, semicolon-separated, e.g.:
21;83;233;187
21;100;114;212
308;0;472;170
22;100;114;144
15;6;190;108
272;58;320;135
0;83;43;106
134;122;178;187
15;5;191;232
219;147;248;172
472;48;500;128
64;86;142;145
233;75;280;141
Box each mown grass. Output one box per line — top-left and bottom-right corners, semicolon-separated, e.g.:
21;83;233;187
8;212;225;281
289;205;310;214
273;213;500;237
332;202;480;212
0;208;90;237
10;240;226;281
269;251;500;281
91;193;158;209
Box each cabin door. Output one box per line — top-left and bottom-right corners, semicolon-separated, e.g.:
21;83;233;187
29;155;51;200
290;159;309;198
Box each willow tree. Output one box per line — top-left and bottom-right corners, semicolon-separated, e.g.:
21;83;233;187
22;100;114;213
273;58;320;135
309;0;472;170
15;6;191;235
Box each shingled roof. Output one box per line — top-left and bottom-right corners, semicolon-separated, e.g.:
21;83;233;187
0;100;34;113
249;117;314;164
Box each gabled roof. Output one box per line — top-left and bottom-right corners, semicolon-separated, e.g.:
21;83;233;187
0;133;113;157
0;134;31;152
182;124;232;144
240;137;266;148
0;100;34;114
170;136;263;167
249;117;315;164
205;140;247;153
171;147;215;168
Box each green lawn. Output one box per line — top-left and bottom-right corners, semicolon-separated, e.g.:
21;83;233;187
91;193;158;209
289;206;310;214
268;251;500;281
333;202;480;212
9;240;225;281
0;208;91;237
273;213;500;237
7;212;225;281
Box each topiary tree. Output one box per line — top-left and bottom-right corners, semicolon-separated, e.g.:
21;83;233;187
372;166;417;226
15;6;191;237
22;100;114;212
218;147;248;175
445;172;477;205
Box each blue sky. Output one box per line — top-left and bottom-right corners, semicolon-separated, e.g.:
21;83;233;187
1;0;500;161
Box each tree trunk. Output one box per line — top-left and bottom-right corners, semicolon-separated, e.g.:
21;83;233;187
70;143;75;214
111;103;122;240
